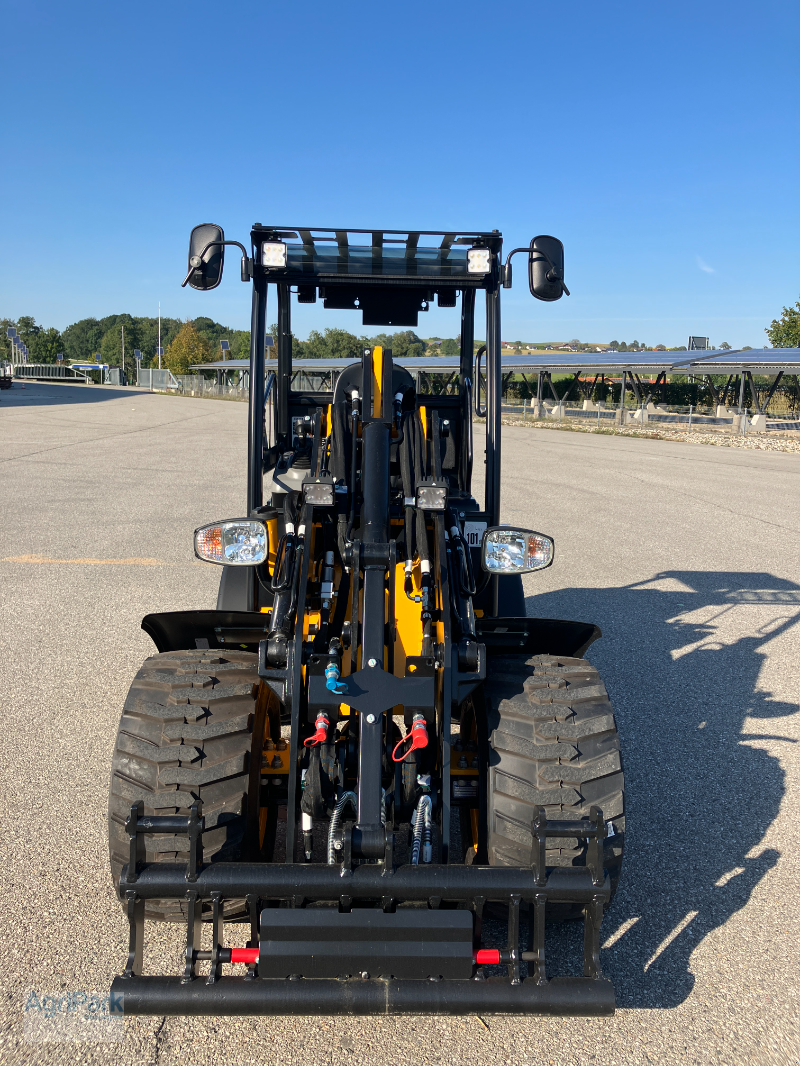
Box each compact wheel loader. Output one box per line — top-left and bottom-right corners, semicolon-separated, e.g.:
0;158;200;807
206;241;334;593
108;224;624;1016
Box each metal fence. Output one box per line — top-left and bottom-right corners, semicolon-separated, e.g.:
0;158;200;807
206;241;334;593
500;400;800;435
13;363;88;382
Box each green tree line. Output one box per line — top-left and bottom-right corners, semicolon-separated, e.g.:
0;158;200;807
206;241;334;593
0;314;251;370
4;297;796;370
0;316;462;369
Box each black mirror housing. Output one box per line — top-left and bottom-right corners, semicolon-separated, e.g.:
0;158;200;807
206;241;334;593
529;235;565;302
186;223;225;290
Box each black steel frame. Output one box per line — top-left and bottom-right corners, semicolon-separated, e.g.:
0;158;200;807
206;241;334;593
114;802;614;1016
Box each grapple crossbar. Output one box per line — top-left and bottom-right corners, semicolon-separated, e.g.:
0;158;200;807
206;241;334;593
112;804;615;1016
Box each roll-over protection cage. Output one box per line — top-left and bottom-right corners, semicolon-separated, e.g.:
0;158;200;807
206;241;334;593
245;228;504;580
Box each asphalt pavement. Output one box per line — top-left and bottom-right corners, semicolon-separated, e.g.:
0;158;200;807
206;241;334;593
1;382;798;1065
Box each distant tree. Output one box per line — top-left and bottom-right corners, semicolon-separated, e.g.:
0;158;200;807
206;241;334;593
29;326;64;363
631;339;640;350
63;318;104;363
741;346;753;351
440;338;459;357
388;331;423;358
617;341;628;352
765;299;800;347
719;341;732;350
609;340;619;349
654;344;667;351
3;317;61;363
302;328;365;361
100;314;142;367
365;331;424;358
163;321;212;373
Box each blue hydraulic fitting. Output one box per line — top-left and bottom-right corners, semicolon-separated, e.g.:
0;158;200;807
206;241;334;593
325;662;348;694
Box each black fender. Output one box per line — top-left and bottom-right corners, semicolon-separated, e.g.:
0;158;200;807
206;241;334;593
475;616;601;659
141;610;270;653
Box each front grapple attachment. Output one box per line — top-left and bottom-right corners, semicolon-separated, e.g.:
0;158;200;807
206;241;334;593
113;801;614;1016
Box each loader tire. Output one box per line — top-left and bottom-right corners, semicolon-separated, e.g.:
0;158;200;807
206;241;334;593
484;653;624;917
108;649;271;921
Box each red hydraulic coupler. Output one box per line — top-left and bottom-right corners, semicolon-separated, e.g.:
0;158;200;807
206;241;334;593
194;948;259;964
392;713;429;762
304;712;330;748
474;949;500;965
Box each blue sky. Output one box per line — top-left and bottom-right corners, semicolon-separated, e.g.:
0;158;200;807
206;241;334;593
2;0;798;347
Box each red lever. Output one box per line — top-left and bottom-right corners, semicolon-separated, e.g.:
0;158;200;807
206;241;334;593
304;712;330;747
392;714;429;762
474;949;500;965
230;948;259;965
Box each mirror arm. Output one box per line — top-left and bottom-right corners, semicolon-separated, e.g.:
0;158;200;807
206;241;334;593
182;239;254;288
502;246;570;296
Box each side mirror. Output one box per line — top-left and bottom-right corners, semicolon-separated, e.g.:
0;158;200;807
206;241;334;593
186;223;225;290
529;236;566;302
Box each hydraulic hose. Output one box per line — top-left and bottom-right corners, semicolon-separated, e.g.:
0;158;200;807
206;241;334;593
265;492;301;664
399;411;416;566
411;794;432;865
327;791;358;864
345;395;360;548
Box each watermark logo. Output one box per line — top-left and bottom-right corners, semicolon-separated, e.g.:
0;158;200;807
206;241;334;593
24;988;124;1043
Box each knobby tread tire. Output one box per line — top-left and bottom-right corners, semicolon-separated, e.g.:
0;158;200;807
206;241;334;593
485;653;624;913
108;650;263;921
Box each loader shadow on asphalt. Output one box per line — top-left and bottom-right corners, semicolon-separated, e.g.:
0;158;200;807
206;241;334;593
525;570;799;1009
0;382;142;406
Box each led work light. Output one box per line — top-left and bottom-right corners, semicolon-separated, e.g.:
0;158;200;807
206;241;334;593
416;478;448;511
481;527;554;574
194;519;267;566
467;247;492;274
303;473;336;508
261;241;288;268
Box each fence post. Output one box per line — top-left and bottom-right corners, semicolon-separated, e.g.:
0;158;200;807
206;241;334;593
688;404;692;430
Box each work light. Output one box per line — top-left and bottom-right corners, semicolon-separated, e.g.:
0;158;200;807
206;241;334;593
261;241;288;269
416;478;448;511
194;519;268;565
481;527;554;574
303;473;336;508
467;247;492;274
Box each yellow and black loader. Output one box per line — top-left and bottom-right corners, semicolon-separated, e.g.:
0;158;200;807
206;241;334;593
107;224;624;1015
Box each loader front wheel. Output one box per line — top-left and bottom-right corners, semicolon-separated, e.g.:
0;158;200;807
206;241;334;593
479;652;625;917
108;649;278;921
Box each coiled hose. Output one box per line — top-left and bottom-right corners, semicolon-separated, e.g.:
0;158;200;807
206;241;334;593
327;791;357;864
411;794;432;865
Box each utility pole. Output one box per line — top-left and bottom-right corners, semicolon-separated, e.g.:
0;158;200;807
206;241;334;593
158;303;162;370
121;325;125;380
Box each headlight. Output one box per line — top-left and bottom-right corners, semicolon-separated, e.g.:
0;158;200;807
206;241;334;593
194;519;268;566
481;527;554;574
261;241;287;268
467;247;492;274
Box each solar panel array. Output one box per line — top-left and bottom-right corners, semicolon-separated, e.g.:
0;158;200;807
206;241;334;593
197;348;800;374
